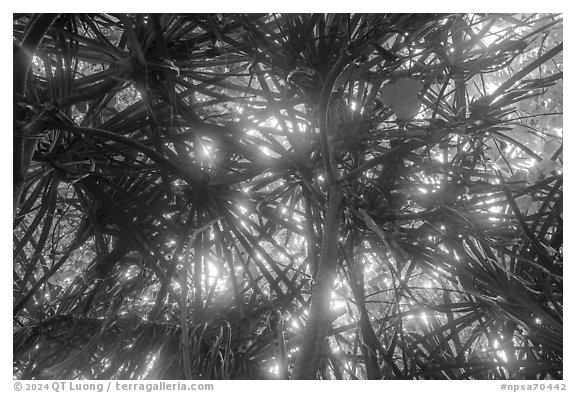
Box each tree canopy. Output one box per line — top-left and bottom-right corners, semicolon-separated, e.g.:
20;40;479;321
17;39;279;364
13;13;562;380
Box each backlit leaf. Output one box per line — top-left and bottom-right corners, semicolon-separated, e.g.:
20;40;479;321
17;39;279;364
380;78;423;120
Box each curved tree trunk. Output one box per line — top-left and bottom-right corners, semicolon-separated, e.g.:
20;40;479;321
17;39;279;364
292;45;353;379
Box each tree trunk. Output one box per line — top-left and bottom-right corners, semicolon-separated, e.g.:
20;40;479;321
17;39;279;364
292;182;343;379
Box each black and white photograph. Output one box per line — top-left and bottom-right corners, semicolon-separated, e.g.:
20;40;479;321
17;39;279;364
12;13;563;382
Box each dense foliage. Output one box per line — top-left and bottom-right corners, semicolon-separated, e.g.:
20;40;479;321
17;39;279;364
13;13;562;380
